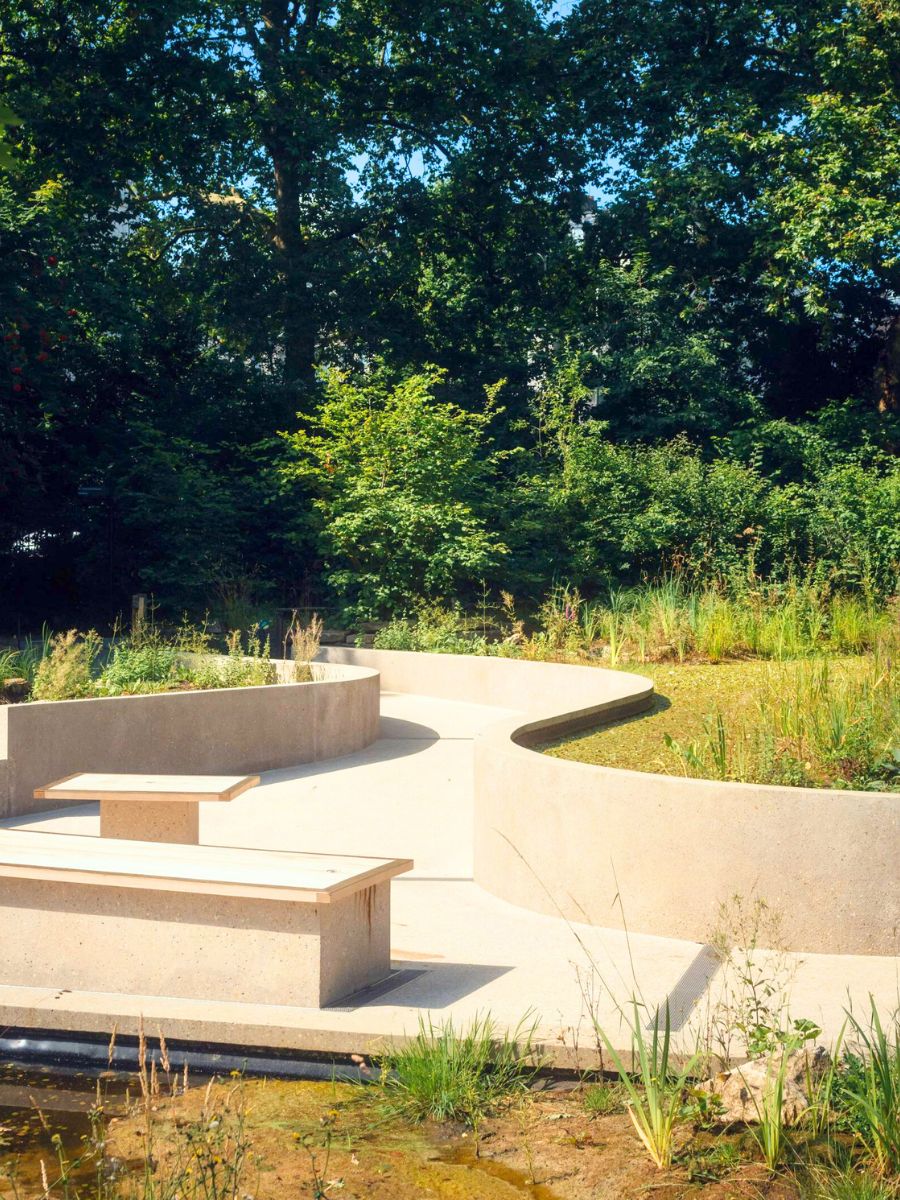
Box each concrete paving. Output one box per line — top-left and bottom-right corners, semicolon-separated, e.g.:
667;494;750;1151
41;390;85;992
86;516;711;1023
3;691;897;1064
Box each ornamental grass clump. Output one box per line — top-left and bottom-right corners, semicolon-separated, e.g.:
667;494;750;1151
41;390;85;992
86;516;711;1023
375;1014;538;1126
31;629;101;701
835;1002;900;1176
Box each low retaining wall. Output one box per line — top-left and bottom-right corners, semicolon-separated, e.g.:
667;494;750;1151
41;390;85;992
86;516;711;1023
319;647;899;955
0;660;379;819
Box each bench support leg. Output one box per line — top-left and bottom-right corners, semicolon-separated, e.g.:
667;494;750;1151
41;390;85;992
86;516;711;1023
100;800;200;844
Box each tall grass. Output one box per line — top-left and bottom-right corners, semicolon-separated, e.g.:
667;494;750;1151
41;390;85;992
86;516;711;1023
745;1052;790;1171
664;655;900;790
516;578;898;665
374;1014;538;1125
836;1002;900;1176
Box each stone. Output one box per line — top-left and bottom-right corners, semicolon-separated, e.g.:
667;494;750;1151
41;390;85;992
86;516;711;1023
701;1045;831;1125
319;628;348;645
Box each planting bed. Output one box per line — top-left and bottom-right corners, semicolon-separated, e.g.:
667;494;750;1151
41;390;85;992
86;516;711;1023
0;1073;860;1200
543;655;899;791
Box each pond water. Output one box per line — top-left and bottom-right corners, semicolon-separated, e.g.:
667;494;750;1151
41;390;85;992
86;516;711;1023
0;1063;562;1199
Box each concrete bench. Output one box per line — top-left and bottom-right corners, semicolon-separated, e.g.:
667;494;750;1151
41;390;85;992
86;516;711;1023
33;773;261;845
0;830;412;1008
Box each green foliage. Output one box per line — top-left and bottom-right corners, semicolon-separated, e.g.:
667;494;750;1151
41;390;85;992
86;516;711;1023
745;1053;791;1172
663;656;900;790
1;2;899;625
186;631;277;690
833;1001;900;1176
582;1080;628;1116
803;1167;900;1200
284;367;508;620
100;641;178;695
31;629;101;700
593;1000;700;1170
372;604;487;655
374;1015;537;1126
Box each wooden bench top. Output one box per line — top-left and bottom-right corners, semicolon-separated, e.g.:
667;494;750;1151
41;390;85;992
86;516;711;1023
34;773;260;804
0;830;413;904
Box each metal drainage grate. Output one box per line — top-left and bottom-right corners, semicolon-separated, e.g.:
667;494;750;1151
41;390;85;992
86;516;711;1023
645;944;723;1032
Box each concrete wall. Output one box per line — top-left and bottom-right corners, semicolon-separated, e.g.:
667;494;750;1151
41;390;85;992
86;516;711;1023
319;647;900;955
0;661;379;819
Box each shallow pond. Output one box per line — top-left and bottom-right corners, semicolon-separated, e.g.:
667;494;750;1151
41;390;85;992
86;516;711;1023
0;1066;563;1199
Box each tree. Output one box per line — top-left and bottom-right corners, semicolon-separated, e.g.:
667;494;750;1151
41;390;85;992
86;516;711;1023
282;366;507;617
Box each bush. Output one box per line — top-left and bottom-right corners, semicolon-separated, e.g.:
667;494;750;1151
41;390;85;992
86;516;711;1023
100;641;178;694
31;630;100;700
372;604;487;654
282;366;508;620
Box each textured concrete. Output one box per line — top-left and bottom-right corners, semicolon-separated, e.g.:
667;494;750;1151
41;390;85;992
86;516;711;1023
0;662;378;818
4;690;897;1062
101;800;199;843
321;648;900;956
0;831;409;1007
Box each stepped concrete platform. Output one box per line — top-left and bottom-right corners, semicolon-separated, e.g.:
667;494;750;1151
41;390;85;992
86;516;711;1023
2;692;896;1065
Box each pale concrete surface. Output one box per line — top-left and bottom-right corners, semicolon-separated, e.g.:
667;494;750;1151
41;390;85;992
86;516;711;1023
0;831;410;1006
3;690;897;1062
0;662;379;818
322;648;900;956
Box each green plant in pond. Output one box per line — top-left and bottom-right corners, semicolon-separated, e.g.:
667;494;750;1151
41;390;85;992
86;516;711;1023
663;656;899;790
374;1014;538;1126
31;629;101;701
833;1000;900;1176
802;1165;900;1199
582;1080;628;1115
593;1000;700;1170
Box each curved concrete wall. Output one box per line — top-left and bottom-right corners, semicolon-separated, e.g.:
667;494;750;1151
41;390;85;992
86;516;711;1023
320;647;899;955
0;661;379;819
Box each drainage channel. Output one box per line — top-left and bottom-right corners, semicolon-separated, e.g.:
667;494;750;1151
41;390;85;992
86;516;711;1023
0;1028;368;1082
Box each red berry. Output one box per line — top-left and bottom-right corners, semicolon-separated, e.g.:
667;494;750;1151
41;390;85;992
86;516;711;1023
47;255;57;266
12;383;22;393
10;366;22;374
66;308;77;317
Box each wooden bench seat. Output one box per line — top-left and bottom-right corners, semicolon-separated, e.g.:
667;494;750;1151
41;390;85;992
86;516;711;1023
0;830;412;1008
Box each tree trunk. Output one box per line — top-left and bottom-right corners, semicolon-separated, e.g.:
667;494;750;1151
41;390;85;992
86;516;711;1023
272;150;316;398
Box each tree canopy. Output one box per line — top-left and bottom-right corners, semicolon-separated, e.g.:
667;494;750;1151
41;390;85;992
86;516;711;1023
1;0;898;624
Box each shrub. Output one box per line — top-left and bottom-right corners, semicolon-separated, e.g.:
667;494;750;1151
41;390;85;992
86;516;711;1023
31;630;100;700
372;604;487;655
283;366;508;620
100;641;178;694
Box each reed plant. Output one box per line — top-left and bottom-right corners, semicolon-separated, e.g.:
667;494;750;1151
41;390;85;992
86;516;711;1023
836;1001;900;1176
594;1000;700;1169
745;1051;790;1172
521;576;899;665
